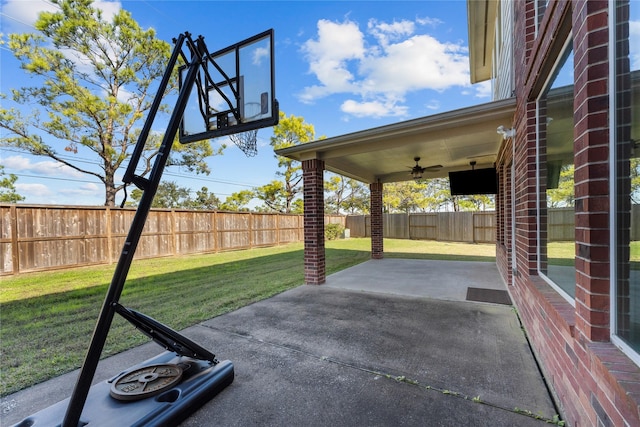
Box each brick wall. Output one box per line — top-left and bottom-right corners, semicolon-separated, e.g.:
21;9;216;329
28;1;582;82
500;1;640;426
302;159;325;284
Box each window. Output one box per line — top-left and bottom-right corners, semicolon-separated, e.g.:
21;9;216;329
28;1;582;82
611;0;640;362
537;41;575;303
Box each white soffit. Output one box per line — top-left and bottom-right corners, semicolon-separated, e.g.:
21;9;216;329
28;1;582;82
468;0;497;84
275;97;516;184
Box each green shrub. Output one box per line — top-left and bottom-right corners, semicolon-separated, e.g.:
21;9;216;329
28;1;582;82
325;223;345;240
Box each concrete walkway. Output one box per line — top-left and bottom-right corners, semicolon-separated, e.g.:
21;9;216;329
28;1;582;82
2;259;560;426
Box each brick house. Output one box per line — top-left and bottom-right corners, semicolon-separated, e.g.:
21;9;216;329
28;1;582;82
276;1;639;425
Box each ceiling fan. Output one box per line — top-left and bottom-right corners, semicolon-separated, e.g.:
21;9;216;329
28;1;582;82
409;157;442;179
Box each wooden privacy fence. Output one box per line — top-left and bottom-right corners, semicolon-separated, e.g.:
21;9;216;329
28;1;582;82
545;206;640;241
0;204;344;275
346;212;496;243
346;207;640;243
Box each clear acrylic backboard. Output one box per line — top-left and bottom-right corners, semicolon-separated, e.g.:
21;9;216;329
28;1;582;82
179;29;278;144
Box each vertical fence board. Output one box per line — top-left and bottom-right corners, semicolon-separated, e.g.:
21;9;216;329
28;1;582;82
473;212;496;243
0;206;14;273
252;213;277;247
384;214;409;239
408;214;437;240
216;212;251;251
345;215;366;237
547;207;574;241
278;214;300;244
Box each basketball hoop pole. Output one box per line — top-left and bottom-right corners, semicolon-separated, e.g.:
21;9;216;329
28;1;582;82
62;33;208;427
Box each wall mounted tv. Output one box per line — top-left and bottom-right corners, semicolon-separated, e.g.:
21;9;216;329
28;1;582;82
448;167;498;195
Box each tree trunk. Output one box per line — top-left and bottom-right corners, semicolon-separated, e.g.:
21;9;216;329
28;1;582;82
104;166;116;207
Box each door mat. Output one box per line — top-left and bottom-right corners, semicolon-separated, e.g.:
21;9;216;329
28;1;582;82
466;287;512;305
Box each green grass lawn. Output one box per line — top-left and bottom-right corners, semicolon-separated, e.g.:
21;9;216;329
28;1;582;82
0;237;610;396
0;241;362;396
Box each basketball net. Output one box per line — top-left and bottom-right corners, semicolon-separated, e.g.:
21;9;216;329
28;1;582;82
228;101;262;157
229;129;258;157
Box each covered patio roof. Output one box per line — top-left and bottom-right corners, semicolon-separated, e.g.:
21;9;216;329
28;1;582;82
275;97;516;184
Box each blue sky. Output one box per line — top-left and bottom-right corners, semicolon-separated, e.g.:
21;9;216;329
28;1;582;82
1;0;491;206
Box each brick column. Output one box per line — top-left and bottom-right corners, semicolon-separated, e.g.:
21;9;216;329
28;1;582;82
370;182;383;259
302;159;325;285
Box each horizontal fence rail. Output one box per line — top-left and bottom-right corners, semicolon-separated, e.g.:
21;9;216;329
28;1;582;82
0;204;344;275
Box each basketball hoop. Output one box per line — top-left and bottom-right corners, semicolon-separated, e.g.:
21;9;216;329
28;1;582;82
178;30;278;146
229;101;262;157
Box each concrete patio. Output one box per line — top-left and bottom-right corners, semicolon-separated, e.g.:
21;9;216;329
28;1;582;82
2;259;561;426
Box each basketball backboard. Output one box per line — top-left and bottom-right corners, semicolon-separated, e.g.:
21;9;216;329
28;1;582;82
179;29;278;144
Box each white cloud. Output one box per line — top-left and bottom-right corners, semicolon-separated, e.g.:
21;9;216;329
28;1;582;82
425;99;440;110
3;0;132;103
341;99;408;118
298;17;470;119
416;16;444;27
15;182;51;198
3;156;104;204
59;182;100;196
253;46;269;66
1;0;121;33
1;155;84;178
359;35;469;95
367;18;415;47
474;80;492;98
299;19;365;101
1;0;58;32
15;182;102;205
93;0;121;21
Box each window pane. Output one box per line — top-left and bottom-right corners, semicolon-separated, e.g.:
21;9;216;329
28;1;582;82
614;0;640;354
538;46;575;300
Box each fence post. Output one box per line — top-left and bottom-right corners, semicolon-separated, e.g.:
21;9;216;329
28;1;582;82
276;214;281;246
212;211;218;253
249;212;253;249
299;215;303;242
170;209;176;256
10;205;19;274
106;207;113;265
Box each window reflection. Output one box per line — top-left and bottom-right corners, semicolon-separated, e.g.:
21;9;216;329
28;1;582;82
538;46;575;300
614;0;640;355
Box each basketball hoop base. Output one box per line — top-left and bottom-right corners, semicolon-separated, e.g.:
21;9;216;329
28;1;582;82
10;352;234;427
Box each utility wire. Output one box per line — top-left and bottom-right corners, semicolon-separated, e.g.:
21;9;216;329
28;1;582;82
2;148;262;188
10;173;101;184
0;12;37;29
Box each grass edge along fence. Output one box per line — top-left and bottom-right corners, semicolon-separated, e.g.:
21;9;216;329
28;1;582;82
0;204;345;275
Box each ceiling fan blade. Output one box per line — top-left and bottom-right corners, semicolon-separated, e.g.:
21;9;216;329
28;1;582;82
423;164;443;170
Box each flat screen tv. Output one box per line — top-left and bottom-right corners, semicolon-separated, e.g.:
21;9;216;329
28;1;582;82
448;167;497;196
